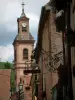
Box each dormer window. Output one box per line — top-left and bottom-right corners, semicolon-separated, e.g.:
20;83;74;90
23;48;28;59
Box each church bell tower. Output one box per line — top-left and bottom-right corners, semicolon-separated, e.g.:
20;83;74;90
13;2;35;91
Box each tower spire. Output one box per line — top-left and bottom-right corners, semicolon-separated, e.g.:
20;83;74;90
21;2;25;17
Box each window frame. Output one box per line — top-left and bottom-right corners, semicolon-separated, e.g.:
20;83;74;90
23;48;28;59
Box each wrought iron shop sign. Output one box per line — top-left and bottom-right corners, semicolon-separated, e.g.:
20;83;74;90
23;61;40;74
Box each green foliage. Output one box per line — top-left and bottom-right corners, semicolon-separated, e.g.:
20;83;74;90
11;70;16;92
4;61;12;69
0;62;6;69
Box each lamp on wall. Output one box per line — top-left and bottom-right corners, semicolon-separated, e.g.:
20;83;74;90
18;82;23;91
18;78;24;100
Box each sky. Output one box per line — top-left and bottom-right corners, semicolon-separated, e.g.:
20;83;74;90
0;0;49;62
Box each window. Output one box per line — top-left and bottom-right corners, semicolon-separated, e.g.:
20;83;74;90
25;86;30;91
22;27;27;32
55;13;65;32
23;48;28;59
14;50;16;61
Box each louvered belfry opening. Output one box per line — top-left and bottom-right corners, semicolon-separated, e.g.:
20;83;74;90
23;48;28;59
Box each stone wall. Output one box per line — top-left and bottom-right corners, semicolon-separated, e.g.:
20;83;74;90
0;69;11;100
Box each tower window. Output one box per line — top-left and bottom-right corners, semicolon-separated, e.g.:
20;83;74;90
22;27;27;32
14;49;16;61
23;48;28;59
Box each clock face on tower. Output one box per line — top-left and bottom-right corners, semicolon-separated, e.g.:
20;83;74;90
22;23;27;32
22;23;27;27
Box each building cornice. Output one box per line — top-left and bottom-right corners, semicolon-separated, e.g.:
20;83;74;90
13;39;35;46
17;16;29;22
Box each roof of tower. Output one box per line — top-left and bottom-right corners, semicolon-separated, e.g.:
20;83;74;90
13;34;35;45
15;33;34;41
